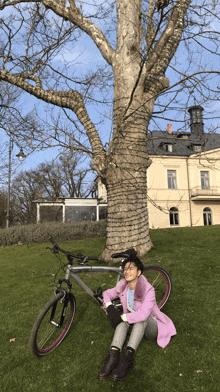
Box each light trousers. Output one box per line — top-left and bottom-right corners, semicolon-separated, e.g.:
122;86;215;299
111;316;158;351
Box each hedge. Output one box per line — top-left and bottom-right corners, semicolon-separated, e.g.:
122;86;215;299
0;220;107;247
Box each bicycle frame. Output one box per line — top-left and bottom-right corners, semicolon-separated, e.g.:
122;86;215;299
63;264;124;304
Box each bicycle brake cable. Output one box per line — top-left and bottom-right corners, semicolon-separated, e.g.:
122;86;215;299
52;252;70;284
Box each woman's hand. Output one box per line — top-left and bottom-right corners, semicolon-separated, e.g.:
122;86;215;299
107;305;122;329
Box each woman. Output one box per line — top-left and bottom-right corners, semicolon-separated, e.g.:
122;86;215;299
98;251;176;381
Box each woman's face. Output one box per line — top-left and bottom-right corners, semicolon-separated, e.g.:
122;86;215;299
123;262;141;282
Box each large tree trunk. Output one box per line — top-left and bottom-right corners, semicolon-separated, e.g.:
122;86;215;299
101;0;153;262
102;77;154;262
102;154;153;263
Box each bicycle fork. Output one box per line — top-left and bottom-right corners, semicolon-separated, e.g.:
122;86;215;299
50;294;69;328
50;264;73;328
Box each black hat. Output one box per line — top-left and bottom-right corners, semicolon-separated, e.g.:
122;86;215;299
121;250;144;274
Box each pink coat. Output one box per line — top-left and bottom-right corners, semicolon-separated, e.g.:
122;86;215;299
103;274;177;348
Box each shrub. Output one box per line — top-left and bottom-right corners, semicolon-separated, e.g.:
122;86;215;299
0;220;107;246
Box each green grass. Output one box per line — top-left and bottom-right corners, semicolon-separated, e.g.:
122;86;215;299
0;226;219;392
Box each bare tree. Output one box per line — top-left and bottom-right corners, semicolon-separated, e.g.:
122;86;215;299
0;80;43;189
0;1;220;260
11;171;39;224
11;155;93;224
0;190;7;228
0;82;22;180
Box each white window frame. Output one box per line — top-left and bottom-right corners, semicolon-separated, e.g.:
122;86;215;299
167;170;177;189
203;207;212;226
169;207;179;226
194;145;201;152
164;144;173;152
200;171;210;190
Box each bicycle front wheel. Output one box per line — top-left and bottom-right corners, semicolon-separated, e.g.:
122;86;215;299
143;264;172;309
30;292;76;358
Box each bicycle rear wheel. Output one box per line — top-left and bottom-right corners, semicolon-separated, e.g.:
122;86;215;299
30;292;76;358
143;264;172;309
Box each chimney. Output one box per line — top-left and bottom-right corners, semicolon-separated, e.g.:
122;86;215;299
188;105;204;137
167;124;172;134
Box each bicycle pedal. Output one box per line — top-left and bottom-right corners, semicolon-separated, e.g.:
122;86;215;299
101;306;108;315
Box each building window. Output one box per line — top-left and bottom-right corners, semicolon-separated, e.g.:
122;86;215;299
160;142;173;152
203;207;212;226
201;171;210;189
170;207;179;226
194;145;201;152
167;170;177;189
164;144;173;152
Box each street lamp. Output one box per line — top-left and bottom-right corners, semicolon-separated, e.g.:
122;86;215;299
6;133;26;229
16;147;26;160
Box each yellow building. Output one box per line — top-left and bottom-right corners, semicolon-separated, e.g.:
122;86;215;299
98;105;220;229
147;105;220;229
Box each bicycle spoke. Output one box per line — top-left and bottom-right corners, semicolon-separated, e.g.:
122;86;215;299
142;265;171;309
151;272;163;288
38;323;58;349
30;292;76;357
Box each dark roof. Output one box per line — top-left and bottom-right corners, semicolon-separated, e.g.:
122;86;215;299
146;130;220;156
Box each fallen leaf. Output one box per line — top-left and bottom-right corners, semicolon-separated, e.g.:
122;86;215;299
10;338;16;343
101;283;106;286
91;341;94;345
179;374;183;376
196;370;202;373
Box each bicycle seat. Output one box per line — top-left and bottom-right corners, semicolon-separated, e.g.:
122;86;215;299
111;249;137;259
111;252;131;259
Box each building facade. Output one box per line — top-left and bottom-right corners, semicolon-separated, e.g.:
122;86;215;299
98;105;220;229
147;148;220;229
147;105;220;229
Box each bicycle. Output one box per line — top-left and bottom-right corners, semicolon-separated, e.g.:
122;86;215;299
30;238;172;358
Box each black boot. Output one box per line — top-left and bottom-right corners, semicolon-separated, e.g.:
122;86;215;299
111;347;134;381
98;348;120;380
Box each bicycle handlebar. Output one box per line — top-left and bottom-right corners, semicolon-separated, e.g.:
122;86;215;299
49;237;100;262
48;238;135;263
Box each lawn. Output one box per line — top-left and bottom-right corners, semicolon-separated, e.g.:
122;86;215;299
0;226;219;392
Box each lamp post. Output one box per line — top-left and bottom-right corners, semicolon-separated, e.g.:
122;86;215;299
6;132;26;229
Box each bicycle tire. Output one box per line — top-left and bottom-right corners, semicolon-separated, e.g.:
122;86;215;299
30;292;76;358
142;264;172;309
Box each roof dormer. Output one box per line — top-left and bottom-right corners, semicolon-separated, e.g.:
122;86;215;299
177;132;190;139
191;143;202;153
159;142;174;153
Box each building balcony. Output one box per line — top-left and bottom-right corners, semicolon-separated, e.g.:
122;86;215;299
191;186;220;201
